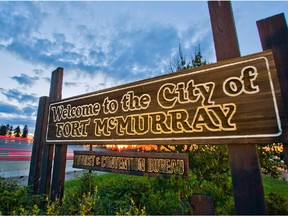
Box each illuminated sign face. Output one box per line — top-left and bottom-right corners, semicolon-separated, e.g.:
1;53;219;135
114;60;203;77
73;151;189;177
46;51;287;145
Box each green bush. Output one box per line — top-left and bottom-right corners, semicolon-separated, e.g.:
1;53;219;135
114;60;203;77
94;174;193;215
96;174;150;214
266;192;288;215
0;177;43;215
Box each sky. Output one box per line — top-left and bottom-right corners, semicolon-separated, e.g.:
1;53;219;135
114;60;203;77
0;1;287;135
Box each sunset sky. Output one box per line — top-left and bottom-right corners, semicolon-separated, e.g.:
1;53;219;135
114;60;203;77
0;1;287;134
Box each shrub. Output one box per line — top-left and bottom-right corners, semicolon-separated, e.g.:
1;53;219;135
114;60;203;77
266;192;288;215
95;174;193;215
0;177;43;215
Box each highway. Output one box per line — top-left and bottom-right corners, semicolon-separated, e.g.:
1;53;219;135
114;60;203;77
0;139;83;177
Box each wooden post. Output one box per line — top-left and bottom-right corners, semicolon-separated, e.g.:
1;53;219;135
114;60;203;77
39;67;63;197
50;145;67;201
49;68;66;201
89;145;92;173
28;96;49;194
257;13;288;170
208;1;267;214
190;194;215;215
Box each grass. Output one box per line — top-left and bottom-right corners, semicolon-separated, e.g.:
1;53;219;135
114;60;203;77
262;174;288;196
64;172;121;192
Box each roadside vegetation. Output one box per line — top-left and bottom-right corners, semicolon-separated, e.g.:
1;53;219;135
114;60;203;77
0;170;287;215
1;143;288;215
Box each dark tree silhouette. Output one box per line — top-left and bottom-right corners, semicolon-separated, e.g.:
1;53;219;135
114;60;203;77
22;125;29;138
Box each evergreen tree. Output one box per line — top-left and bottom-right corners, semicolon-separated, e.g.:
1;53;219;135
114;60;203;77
14;125;21;137
167;43;209;73
8;125;13;137
0;125;6;136
22;125;29;138
191;45;208;68
5;124;10;136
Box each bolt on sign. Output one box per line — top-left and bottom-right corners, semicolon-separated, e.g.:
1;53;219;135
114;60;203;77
46;50;287;145
73;151;189;177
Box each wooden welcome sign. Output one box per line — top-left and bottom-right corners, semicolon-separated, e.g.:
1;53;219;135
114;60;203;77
46;50;287;145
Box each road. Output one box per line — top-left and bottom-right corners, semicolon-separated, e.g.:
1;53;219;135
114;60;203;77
0;139;85;178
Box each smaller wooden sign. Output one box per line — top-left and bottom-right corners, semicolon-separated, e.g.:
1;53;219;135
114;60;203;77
73;151;189;177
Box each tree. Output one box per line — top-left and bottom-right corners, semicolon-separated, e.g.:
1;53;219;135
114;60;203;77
0;125;6;136
166;43;209;73
22;125;29;138
8;125;13;137
14;125;21;137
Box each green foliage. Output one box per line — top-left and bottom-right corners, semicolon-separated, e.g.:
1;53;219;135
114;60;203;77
45;192;96;215
116;199;146;216
95;174;150;214
91;173;193;215
77;171;98;195
146;175;193;215
266;192;288;215
187;145;234;214
188;145;230;186
258;143;285;179
0;177;43;215
46;171;98;215
167;43;209;73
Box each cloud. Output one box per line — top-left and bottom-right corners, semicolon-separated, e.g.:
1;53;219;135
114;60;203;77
11;73;40;87
33;68;45;75
0;101;37;116
0;101;37;133
0;2;213;86
0;101;20;114
64;81;79;88
0;2;43;45
0;88;38;104
0;101;37;134
22;106;37;116
42;77;51;83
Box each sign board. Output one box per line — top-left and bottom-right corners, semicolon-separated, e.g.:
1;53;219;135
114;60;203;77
73;151;189;177
46;50;287;144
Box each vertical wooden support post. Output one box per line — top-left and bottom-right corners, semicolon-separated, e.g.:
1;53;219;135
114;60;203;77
39;136;54;195
51;144;67;201
39;67;64;197
257;13;288;170
89;145;92;173
50;67;66;201
28;96;49;194
208;1;267;214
